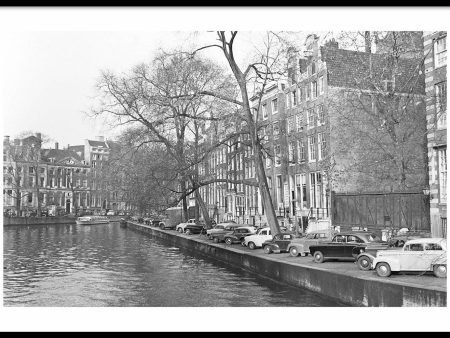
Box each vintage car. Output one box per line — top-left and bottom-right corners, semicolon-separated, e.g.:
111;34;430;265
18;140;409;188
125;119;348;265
208;224;245;241
286;230;336;257
184;223;205;235
175;219;198;233
372;238;447;278
243;227;273;250
222;227;256;245
262;233;297;254
212;226;254;243
309;232;389;263
206;221;237;239
387;229;432;248
242;226;288;250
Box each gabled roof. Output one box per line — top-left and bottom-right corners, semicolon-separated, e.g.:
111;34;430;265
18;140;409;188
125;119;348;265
41;148;85;165
320;46;425;95
88;140;108;148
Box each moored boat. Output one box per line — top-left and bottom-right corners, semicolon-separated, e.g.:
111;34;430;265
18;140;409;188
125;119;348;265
76;216;110;225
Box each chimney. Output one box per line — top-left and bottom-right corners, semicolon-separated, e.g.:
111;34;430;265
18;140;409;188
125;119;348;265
324;38;339;49
365;31;372;53
35;132;42;140
3;135;10;145
95;136;105;142
55;142;59;150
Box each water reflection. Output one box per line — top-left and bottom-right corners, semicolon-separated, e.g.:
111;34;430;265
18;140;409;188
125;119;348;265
4;222;344;307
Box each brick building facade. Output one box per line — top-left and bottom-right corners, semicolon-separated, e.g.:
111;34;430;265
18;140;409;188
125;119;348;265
423;31;447;237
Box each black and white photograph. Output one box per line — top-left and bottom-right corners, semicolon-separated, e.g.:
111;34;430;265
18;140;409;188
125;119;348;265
0;6;449;332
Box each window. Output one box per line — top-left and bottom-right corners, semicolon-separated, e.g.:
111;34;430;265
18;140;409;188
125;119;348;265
438;148;447;203
308;135;316;162
274;145;281;167
295;174;307;209
317;105;325;126
311;81;318;99
296;113;304;132
276;175;283;206
318;133;327;160
299;87;304;102
307;108;315;128
311;61;316;75
425;243;443;250
306;83;310;101
319;76;324;94
266;156;272;168
272;98;278;113
29;167;34;174
384;79;395;92
404;244;424;251
297;139;305;163
291;90;297;106
273;121;280;139
435;36;447;68
287;116;295;134
309;172;324;208
288;142;295;164
435;81;447;129
262;104;268;120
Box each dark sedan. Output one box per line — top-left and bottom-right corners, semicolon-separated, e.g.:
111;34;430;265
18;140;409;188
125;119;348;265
262;233;296;254
223;227;256;245
212;226;255;243
309;232;389;263
184;223;205;235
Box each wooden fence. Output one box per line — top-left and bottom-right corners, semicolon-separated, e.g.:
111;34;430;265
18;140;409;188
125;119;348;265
331;191;430;232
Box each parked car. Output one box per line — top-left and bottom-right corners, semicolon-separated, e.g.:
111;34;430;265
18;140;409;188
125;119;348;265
262;233;297;254
184;223;205;235
175;219;198;233
243;227;273;250
286;230;336;257
372;238;447;278
106;210;115;216
309;232;389;264
387;229;432;248
206;222;237;239
211;225;252;243
222;227;256;245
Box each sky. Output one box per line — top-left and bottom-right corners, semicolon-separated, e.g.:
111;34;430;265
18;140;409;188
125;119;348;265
1;7;448;150
1;6;450;333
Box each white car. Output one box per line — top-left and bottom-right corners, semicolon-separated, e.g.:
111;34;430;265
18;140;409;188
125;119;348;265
175;219;197;233
243;227;273;250
372;238;447;278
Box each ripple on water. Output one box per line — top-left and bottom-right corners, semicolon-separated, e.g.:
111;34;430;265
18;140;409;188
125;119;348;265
3;223;345;307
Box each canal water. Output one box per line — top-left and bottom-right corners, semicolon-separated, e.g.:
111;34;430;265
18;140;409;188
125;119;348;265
3;222;344;307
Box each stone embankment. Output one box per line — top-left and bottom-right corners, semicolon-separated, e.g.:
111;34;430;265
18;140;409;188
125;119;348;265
126;221;447;307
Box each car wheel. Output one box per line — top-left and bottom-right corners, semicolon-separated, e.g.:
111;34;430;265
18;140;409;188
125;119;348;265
185;229;191;235
178;228;183;233
248;242;256;250
159;224;165;230
376;262;392;277
207;234;211;240
213;237;219;243
225;238;233;245
357;255;372;271
241;239;246;246
263;245;272;254
313;251;324;263
433;265;447;278
289;247;299;257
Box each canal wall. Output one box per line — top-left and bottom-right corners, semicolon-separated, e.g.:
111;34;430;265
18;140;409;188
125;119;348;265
126;221;447;307
3;216;77;226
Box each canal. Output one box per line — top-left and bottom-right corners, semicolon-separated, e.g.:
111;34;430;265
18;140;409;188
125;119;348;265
3;222;345;307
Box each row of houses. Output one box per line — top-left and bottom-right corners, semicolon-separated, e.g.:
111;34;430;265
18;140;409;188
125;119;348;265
2;134;126;216
194;32;446;237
